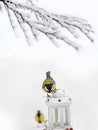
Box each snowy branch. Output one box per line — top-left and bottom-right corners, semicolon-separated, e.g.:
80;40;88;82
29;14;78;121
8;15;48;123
0;0;94;50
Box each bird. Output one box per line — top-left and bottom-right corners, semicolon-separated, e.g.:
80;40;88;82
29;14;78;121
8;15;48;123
35;110;45;124
42;71;56;95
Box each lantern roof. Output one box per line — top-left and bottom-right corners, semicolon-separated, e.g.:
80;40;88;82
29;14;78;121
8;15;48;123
45;89;72;106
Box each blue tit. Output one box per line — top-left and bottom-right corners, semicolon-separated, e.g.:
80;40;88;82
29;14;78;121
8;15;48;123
35;110;45;123
42;71;56;94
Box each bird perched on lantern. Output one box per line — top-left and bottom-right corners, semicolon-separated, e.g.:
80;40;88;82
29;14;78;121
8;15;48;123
35;110;45;124
42;71;56;96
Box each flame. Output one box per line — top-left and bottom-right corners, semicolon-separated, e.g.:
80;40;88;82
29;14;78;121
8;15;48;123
55;120;60;125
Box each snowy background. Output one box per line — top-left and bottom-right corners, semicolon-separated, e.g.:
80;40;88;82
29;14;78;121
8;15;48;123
0;0;98;130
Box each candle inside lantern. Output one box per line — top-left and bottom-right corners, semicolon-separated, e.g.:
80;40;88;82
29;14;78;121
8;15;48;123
55;120;60;125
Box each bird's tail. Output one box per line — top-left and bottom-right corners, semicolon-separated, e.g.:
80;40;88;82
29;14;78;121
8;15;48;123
46;71;51;78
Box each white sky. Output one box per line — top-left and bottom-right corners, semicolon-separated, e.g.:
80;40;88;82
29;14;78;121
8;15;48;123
0;0;98;130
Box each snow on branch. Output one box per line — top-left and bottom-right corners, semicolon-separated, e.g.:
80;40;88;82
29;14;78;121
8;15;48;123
0;0;94;50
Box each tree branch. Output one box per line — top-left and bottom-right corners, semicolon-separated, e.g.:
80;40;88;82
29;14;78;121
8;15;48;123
1;0;94;50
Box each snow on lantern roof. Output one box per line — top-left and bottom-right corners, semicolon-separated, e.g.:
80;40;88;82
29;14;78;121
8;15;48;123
52;89;65;98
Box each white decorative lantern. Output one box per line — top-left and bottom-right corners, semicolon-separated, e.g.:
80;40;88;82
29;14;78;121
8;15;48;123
45;89;73;130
